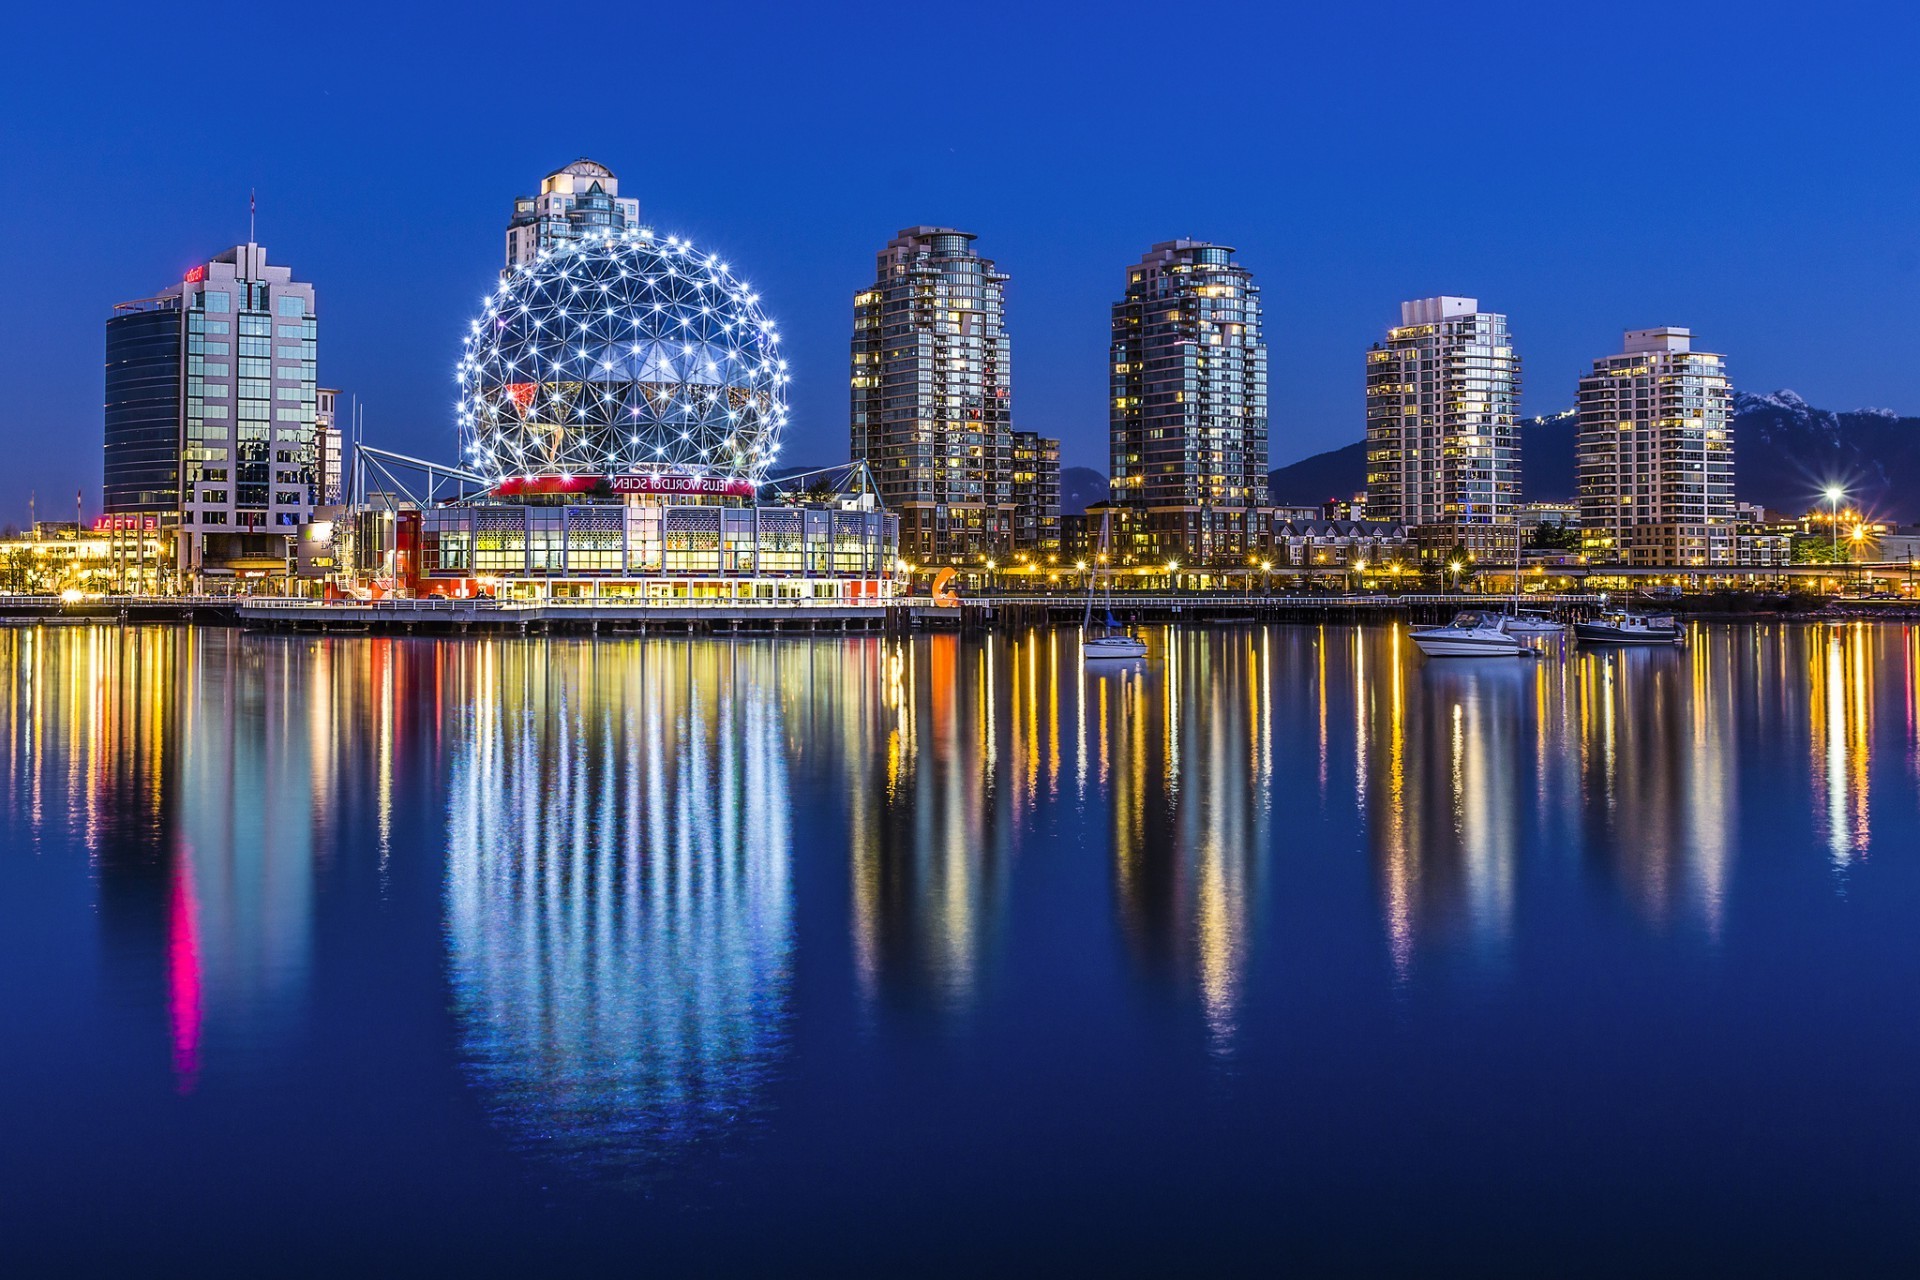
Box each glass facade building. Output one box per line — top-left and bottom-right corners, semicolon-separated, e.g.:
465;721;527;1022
1364;296;1521;561
104;244;318;583
1576;328;1734;566
851;227;1013;568
417;504;895;597
103;305;183;514
1110;241;1268;512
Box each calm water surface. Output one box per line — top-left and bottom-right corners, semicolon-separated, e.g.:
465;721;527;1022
4;622;1920;1273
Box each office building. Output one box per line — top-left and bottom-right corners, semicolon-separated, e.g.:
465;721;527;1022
1010;430;1061;556
851;227;1013;567
105;243;318;584
1576;328;1734;566
506;158;641;270
1109;240;1268;566
1364;296;1521;561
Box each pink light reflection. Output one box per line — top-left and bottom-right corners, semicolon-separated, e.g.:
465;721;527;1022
167;852;203;1095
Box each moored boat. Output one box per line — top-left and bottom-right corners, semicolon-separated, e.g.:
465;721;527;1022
1500;609;1566;637
1411;610;1526;658
1573;610;1683;646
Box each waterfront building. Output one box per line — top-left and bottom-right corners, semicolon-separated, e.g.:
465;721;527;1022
1010;430;1061;557
315;388;344;505
1059;505;1407;587
505;159;640;270
1364;296;1522;563
105;243;318;586
851;227;1013;569
1576;327;1734;566
1109;240;1269;567
414;222;897;600
0;519;170;594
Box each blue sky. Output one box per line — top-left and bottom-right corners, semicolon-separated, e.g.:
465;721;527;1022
4;0;1917;521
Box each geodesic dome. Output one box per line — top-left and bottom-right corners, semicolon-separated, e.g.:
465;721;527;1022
457;229;788;487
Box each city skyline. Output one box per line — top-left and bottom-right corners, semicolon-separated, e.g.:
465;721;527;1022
7;3;1920;526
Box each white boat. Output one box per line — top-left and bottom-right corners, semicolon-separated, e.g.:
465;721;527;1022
1411;610;1527;658
1499;525;1564;636
1082;511;1148;660
1574;610;1683;646
1084;633;1149;659
1500;609;1566;637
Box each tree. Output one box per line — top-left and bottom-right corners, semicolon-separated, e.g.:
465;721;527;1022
1791;534;1848;564
1527;521;1580;552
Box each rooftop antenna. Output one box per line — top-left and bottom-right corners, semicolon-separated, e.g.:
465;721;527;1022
249;189;257;244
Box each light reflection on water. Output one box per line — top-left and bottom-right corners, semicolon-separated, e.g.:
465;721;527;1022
443;641;796;1172
1;619;1916;1192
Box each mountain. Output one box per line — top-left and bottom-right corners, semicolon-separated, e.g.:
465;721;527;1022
1265;392;1920;522
1061;466;1108;515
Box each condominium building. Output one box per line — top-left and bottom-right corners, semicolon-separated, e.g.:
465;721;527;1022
1010;430;1061;556
1110;240;1268;531
505;158;641;269
1364;296;1521;561
105;243;318;584
851;227;1013;567
1576;328;1734;566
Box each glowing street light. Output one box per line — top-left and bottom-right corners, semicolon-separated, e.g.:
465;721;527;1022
1825;484;1846;560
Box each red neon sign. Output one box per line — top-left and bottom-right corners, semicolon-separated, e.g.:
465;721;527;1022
610;474;756;498
184;265;206;284
489;473;757;499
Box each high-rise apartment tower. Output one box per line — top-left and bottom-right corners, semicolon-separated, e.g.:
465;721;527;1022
1110;241;1267;511
505;159;641;269
1364;296;1520;559
1576;327;1734;566
851;227;1013;567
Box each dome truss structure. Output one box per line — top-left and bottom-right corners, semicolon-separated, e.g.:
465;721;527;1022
458;229;788;489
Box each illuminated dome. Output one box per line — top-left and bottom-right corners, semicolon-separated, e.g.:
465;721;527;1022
458;229;788;487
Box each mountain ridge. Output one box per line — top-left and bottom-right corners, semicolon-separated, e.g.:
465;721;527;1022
1265;392;1919;522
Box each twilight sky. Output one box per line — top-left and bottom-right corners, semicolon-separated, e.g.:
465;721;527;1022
4;0;1917;523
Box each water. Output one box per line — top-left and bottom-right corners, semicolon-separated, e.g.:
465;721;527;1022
3;622;1918;1273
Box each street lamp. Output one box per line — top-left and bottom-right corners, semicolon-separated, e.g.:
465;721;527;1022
1825;485;1845;560
1352;559;1368;594
1448;559;1464;593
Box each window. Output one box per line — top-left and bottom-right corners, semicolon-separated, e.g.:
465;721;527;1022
202;291;231;313
277;296;305;318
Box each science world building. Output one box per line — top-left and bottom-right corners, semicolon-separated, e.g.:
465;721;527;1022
386;205;898;600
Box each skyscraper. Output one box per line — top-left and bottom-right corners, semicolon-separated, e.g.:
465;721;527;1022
851;227;1013;568
104;244;318;584
1576;328;1734;566
1108;240;1268;568
505;159;640;269
1364;296;1521;561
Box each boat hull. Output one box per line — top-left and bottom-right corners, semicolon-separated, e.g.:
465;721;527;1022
1573;623;1680;645
1411;633;1523;658
1084;639;1148;659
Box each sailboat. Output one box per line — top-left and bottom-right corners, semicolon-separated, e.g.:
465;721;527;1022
1499;520;1565;637
1083;511;1148;659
